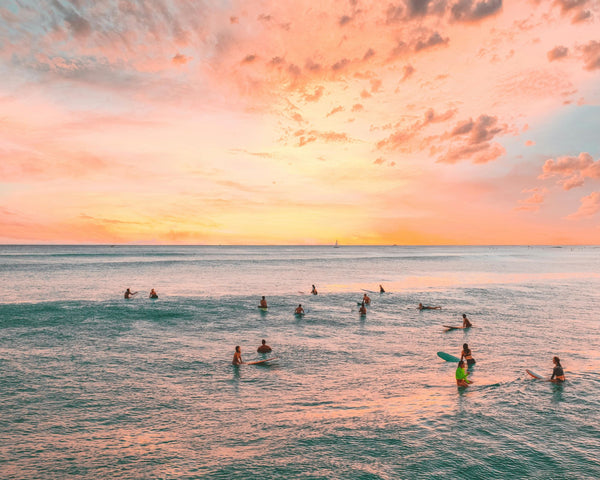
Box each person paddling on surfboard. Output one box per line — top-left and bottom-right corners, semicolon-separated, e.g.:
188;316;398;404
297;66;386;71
149;288;158;299
257;339;272;353
232;346;243;365
311;285;318;295
418;303;441;310
295;304;305;314
362;293;371;305
259;296;268;308
462;314;472;328
550;356;566;382
124;288;138;299
379;284;385;293
455;360;471;387
460;343;476;367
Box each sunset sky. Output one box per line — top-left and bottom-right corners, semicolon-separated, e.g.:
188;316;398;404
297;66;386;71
1;0;599;244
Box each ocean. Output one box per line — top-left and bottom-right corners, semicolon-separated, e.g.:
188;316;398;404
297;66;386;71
1;245;599;479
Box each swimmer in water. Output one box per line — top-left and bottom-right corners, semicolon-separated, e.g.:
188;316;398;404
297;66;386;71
460;343;476;367
462;314;472;328
311;284;318;295
149;288;158;299
259;296;267;308
257;339;272;353
124;288;138;299
418;303;441;310
550;356;565;382
362;293;371;305
359;302;367;315
232;346;243;365
379;285;385;293
295;304;305;314
455;360;471;387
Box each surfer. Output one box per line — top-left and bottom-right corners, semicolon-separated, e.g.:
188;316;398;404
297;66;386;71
460;343;476;366
257;339;272;353
359;302;367;315
379;284;385;293
295;304;305;314
311;284;318;295
232;346;243;365
259;296;268;308
418;303;441;310
149;288;158;299
363;293;371;305
550;356;565;382
455;360;471;387
124;288;138;299
462;314;472;328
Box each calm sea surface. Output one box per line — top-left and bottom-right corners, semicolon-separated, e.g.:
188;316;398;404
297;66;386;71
1;245;599;479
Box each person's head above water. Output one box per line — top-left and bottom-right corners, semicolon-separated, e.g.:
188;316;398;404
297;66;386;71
261;339;267;345
458;360;465;368
463;343;469;350
462;314;467;318
553;356;561;365
235;346;240;352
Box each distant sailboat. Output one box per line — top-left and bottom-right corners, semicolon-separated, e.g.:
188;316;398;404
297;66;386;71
334;240;339;248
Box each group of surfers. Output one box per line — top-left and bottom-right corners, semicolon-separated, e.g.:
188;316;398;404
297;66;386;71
124;286;565;384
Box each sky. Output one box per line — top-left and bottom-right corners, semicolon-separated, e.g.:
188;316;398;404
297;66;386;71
1;0;599;245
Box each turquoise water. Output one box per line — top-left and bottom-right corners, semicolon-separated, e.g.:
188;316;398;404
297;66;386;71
1;245;600;479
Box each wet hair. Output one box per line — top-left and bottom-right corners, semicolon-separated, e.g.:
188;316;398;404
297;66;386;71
463;343;469;350
462;314;467;318
262;339;266;345
298;304;302;307
261;296;265;299
235;346;240;352
458;360;465;367
553;356;561;366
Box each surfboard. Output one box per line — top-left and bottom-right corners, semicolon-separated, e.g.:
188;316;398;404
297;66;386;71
294;312;305;317
526;369;547;380
361;289;376;293
437;351;460;362
246;357;278;365
443;325;471;330
258;306;268;310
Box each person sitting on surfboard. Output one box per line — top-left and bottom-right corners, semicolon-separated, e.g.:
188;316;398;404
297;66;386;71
363;293;371;305
462;314;472;328
124;288;138;299
232;346;243;365
379;285;385;293
455;360;471;387
295;304;305;314
259;296;267;308
359;302;367;315
460;343;476;366
550;356;565;382
257;339;272;353
149;288;158;299
311;285;318;295
418;303;441;310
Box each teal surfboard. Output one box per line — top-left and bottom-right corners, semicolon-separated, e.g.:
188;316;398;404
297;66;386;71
437;351;460;362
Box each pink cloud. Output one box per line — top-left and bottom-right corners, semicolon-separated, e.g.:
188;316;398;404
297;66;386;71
547;45;569;61
525;140;535;146
540;152;600;190
515;187;547;212
567;191;600;219
580;40;600;70
172;53;191;65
